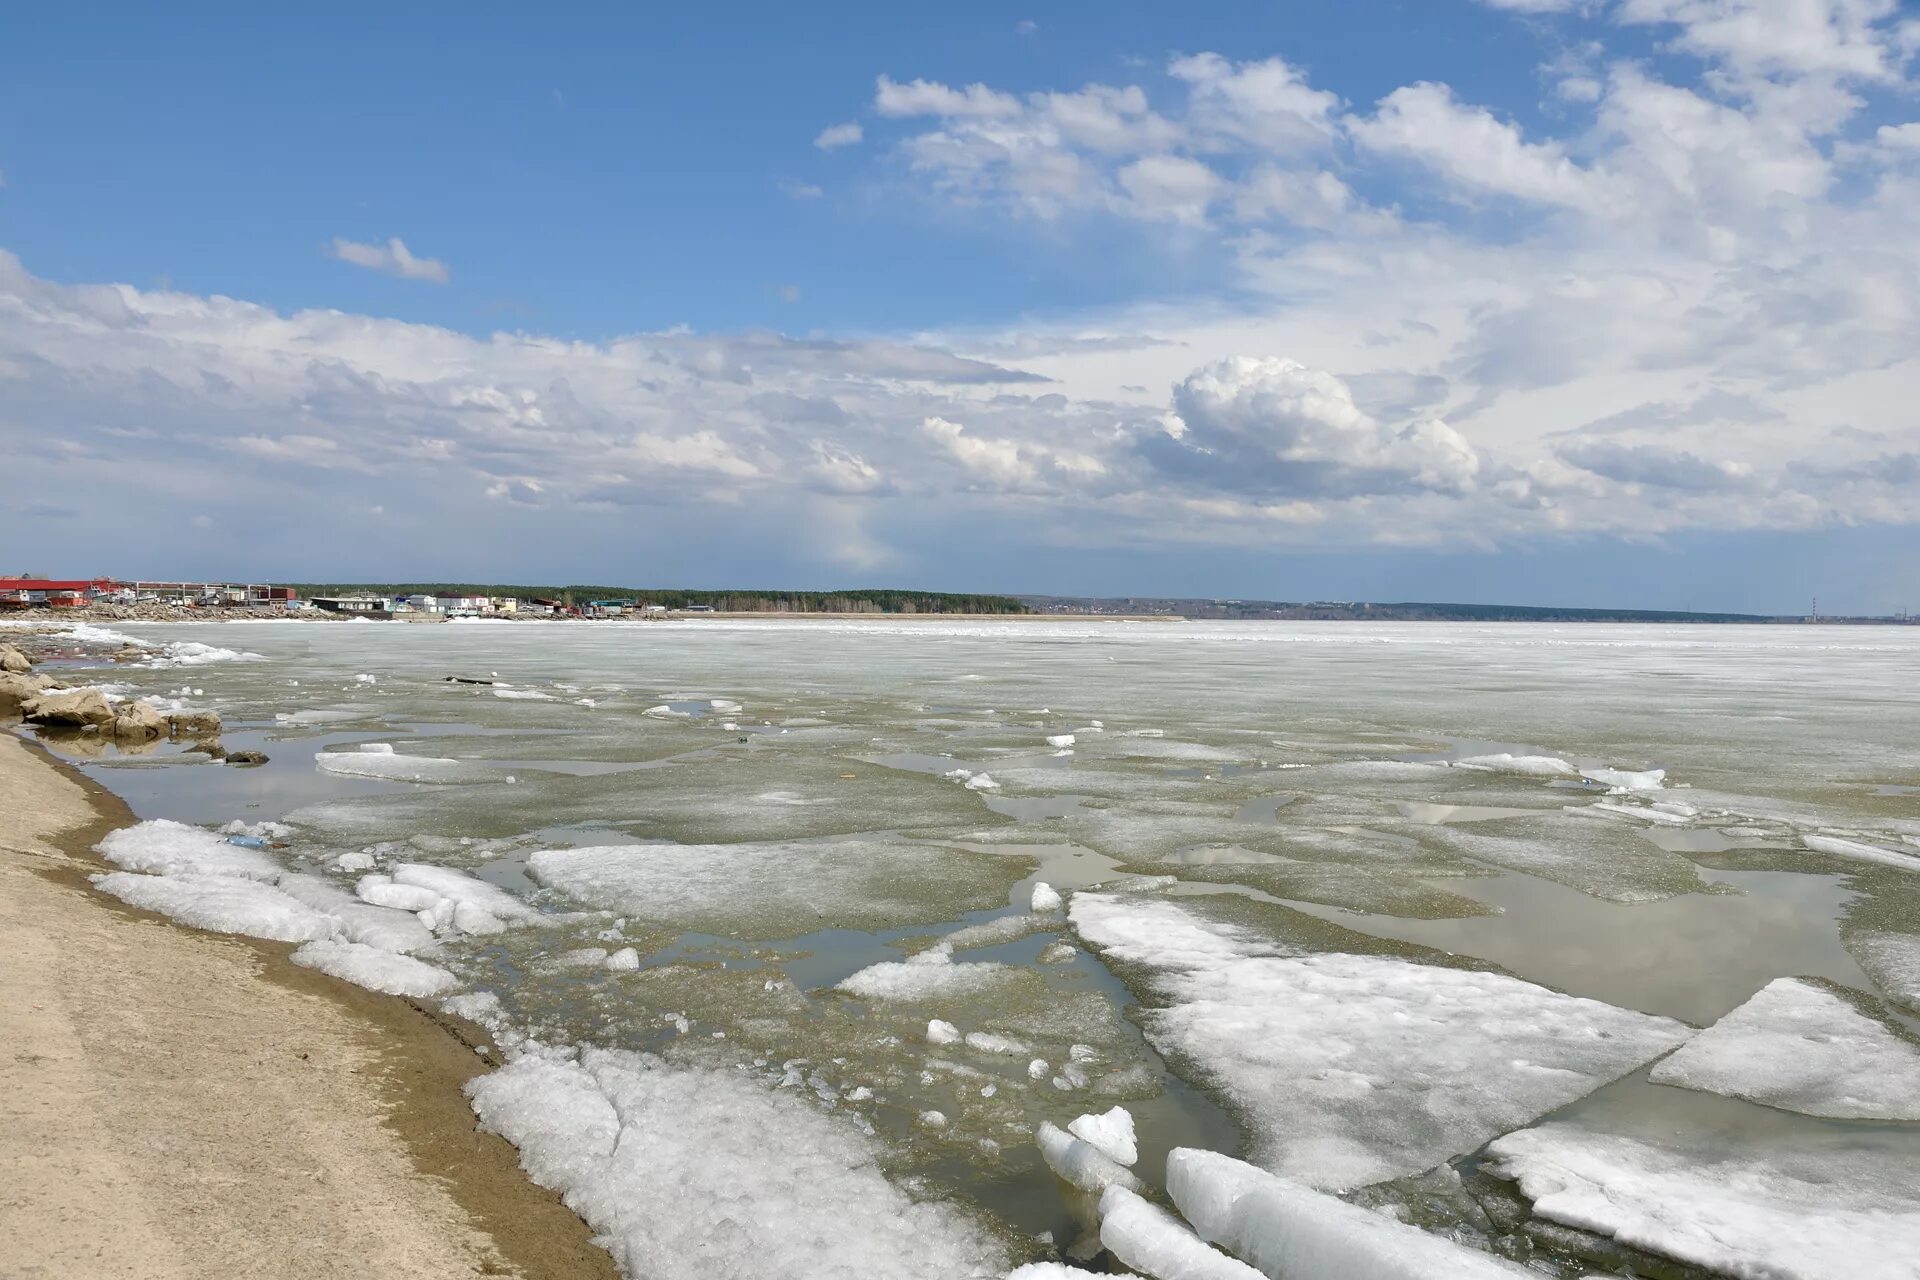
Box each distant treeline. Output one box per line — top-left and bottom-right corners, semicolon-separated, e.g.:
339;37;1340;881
1021;595;1780;623
1373;601;1773;623
283;584;1032;614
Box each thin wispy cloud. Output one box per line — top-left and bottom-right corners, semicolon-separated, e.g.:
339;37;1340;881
326;236;451;284
813;121;864;150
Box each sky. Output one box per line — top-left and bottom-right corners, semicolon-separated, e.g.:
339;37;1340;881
3;0;1919;613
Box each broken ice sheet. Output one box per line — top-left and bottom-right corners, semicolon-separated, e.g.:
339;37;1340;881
1648;977;1920;1120
466;1047;1014;1280
289;752;1011;844
1484;1117;1920;1280
528;837;1033;937
1070;891;1692;1190
1417;807;1727;903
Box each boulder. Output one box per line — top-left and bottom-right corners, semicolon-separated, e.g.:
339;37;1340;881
167;709;222;736
108;700;170;741
0;671;59;717
0;643;31;674
225;750;269;766
21;688;114;728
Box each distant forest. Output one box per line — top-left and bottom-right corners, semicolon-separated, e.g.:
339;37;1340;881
283;585;1032;614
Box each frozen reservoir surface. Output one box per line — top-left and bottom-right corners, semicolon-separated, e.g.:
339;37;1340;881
18;616;1920;1280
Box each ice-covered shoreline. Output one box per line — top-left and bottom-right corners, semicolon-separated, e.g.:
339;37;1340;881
0;729;618;1280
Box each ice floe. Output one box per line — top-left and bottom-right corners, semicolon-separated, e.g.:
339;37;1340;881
1069;892;1691;1189
1850;930;1920;1012
1166;1148;1535;1279
95;871;339;942
1648;977;1920;1119
1803;834;1920;872
291;940;459;997
139;640;259;668
1451;753;1575;777
1067;1105;1137;1166
1037;1120;1144;1196
315;746;499;785
1579;766;1665;792
528;838;1025;936
97;818;282;880
837;947;1018;1001
1484;1122;1920;1280
465;1047;1010;1279
1099;1185;1266;1280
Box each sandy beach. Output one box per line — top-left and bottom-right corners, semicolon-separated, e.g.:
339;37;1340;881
0;731;617;1280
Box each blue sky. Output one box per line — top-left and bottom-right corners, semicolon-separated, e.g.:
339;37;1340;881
4;1;1919;612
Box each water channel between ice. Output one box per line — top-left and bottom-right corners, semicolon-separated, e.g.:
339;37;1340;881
23;618;1920;1278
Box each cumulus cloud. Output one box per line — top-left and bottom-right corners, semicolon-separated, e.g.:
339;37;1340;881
1149;357;1481;498
326;236;451;283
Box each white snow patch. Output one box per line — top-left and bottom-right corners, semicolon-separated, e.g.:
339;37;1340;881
494;688;557;701
1029;882;1063;913
965;773;1000;791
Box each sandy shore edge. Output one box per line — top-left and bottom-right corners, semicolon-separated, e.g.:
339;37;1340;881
0;729;618;1280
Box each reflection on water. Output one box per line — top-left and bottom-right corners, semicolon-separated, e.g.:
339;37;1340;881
1283;868;1869;1025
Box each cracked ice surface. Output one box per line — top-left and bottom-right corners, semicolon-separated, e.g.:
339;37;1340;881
466;1047;1011;1280
528;838;1029;937
1649;977;1920;1120
1484;1121;1920;1280
1070;891;1692;1189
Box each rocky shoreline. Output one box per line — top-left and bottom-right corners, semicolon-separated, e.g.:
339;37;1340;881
0;634;261;764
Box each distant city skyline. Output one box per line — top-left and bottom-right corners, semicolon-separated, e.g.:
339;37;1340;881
4;1;1918;614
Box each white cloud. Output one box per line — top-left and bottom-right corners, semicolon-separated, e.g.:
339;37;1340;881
1350;82;1605;210
1169;53;1342;152
326;236;451;284
1117;155;1225;225
875;76;1022;120
1617;0;1910;82
814;121;864;150
1152;356;1482;498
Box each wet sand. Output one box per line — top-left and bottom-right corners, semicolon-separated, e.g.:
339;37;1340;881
0;730;618;1280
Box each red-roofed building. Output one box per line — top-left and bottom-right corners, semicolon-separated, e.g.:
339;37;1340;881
0;577;117;609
